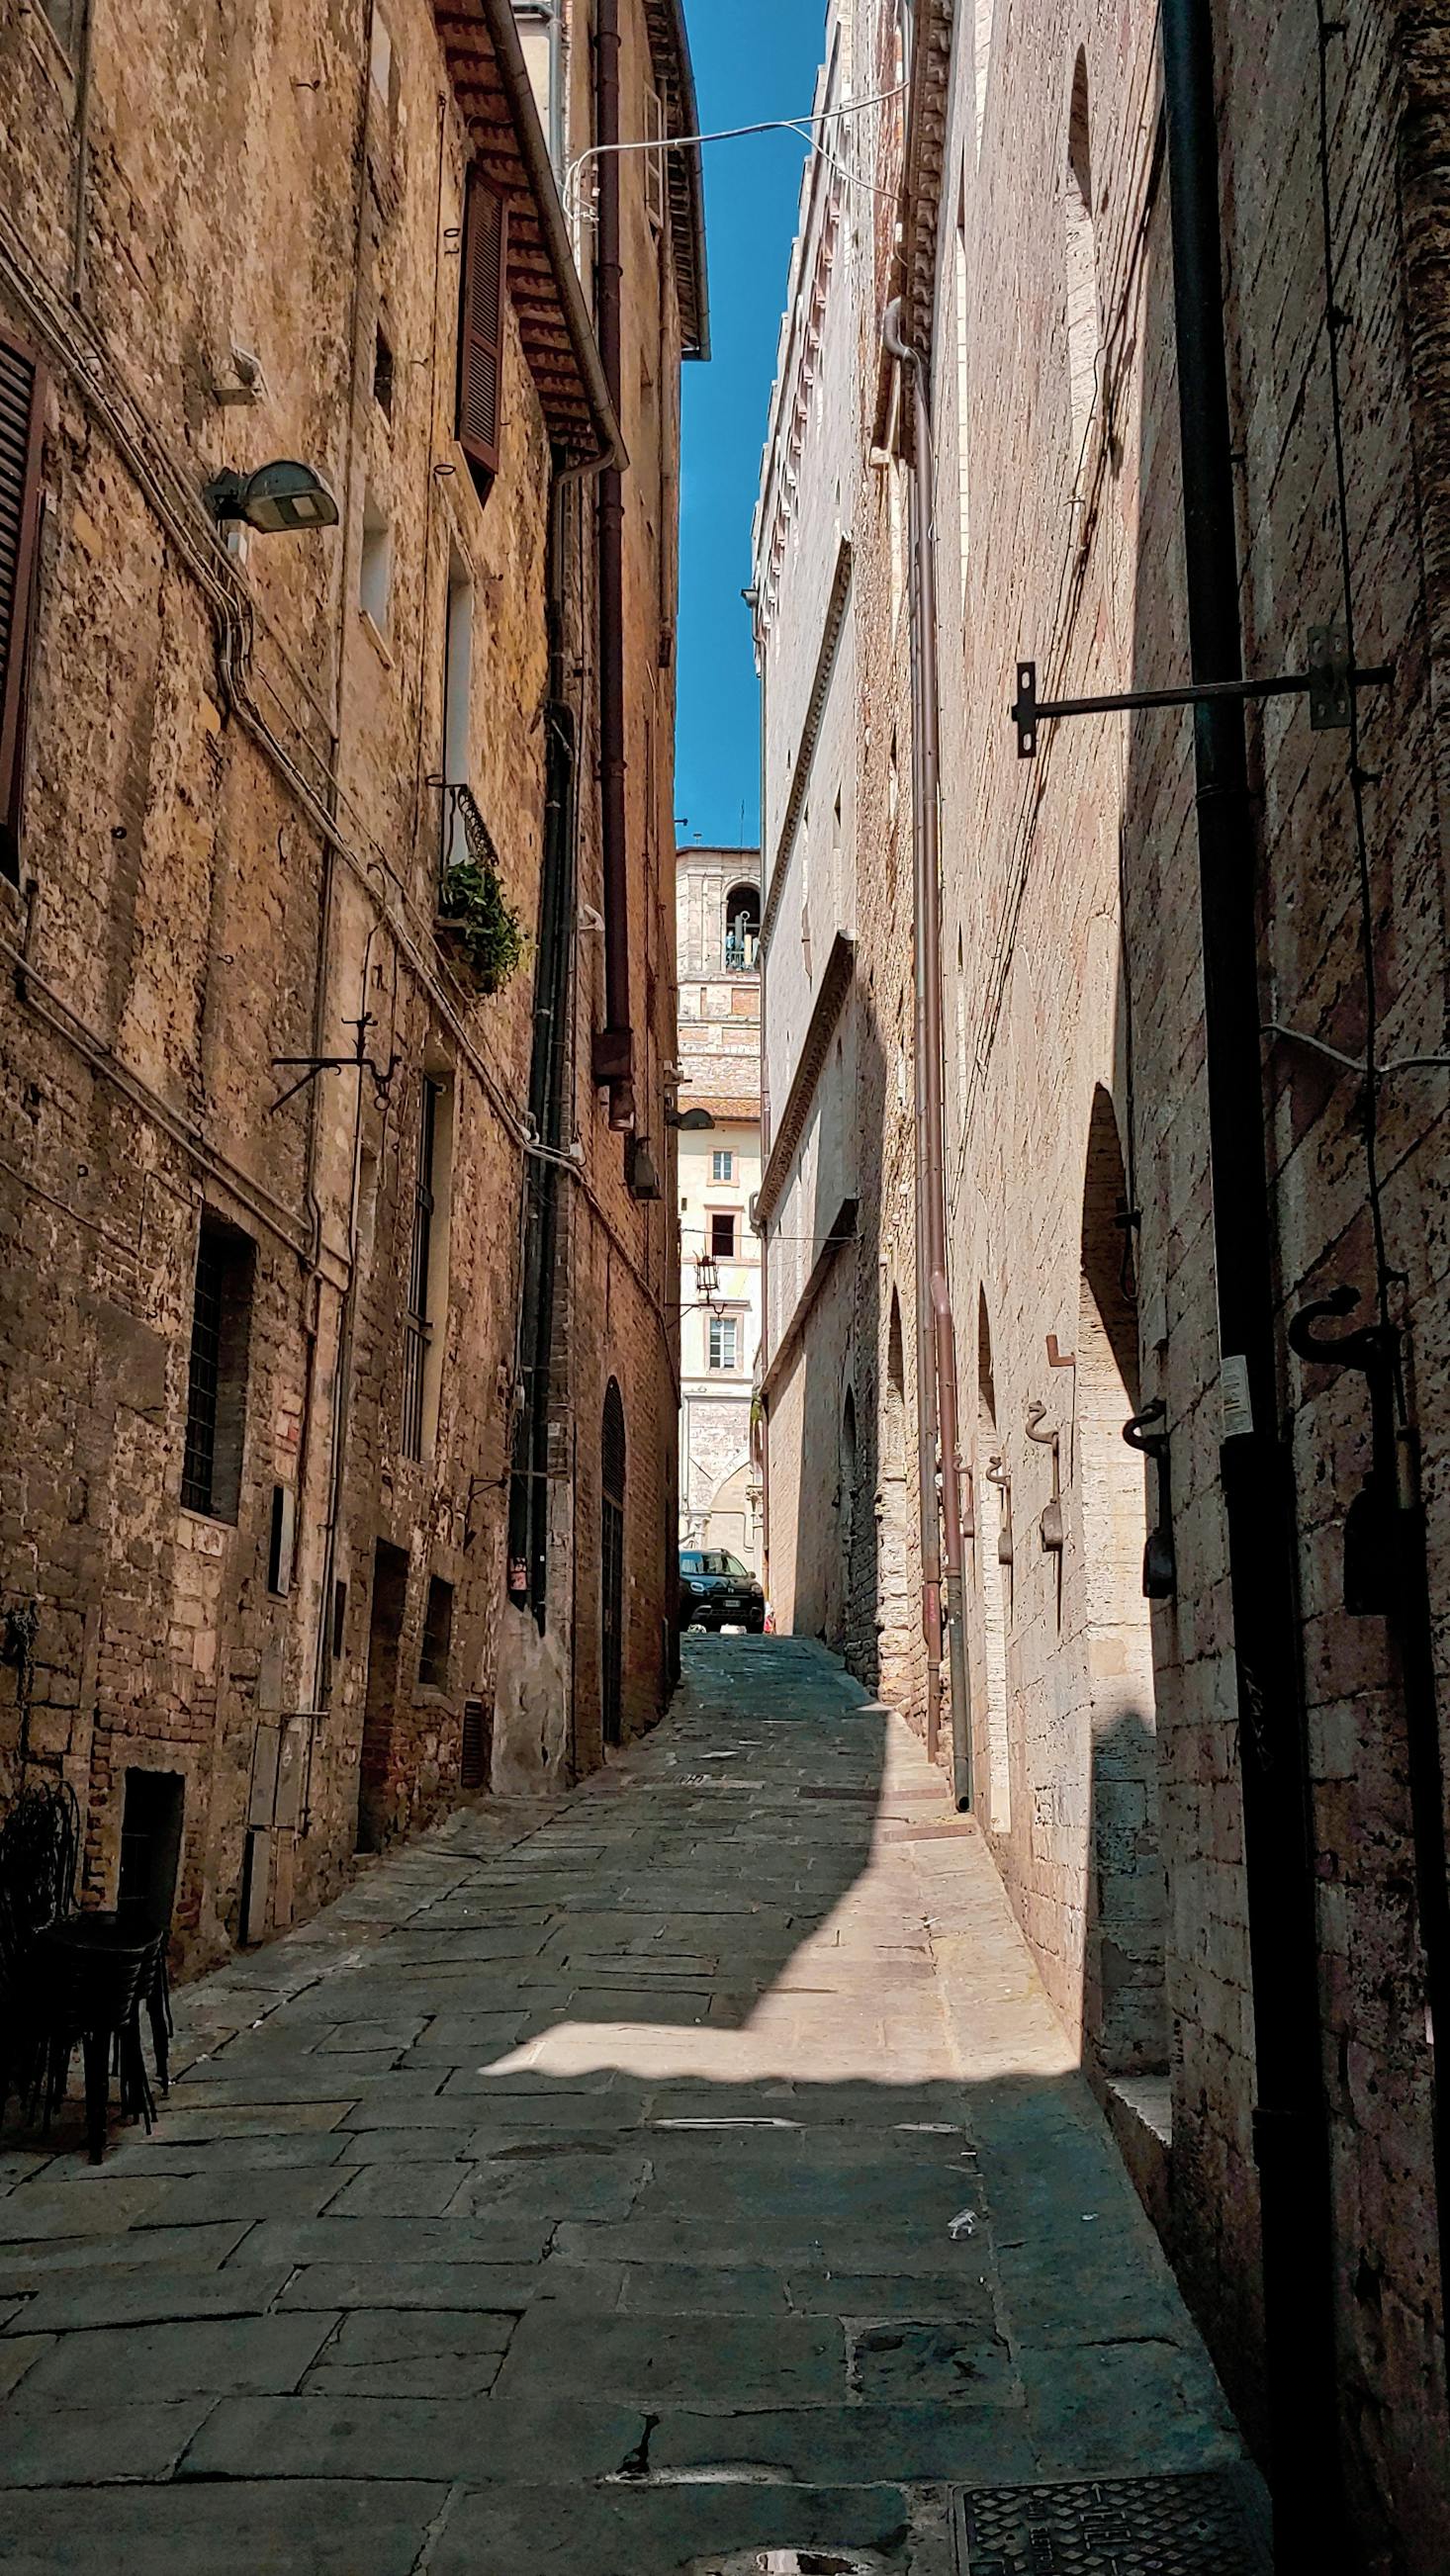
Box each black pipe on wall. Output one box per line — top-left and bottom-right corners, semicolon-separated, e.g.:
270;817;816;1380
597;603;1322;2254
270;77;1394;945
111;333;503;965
1158;0;1347;2557
591;0;634;1127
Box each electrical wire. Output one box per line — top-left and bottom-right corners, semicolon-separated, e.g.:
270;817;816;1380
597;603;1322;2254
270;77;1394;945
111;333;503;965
564;81;908;224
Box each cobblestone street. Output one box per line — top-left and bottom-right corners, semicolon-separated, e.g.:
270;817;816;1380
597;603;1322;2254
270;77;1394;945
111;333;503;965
0;1641;1257;2572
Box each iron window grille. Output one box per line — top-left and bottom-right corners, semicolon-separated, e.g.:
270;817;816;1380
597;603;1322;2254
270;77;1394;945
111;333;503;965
181;1215;254;1520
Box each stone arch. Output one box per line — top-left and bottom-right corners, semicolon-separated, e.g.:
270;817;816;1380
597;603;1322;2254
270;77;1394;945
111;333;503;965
1077;1086;1166;2074
975;1291;1012;1831
723;881;760;972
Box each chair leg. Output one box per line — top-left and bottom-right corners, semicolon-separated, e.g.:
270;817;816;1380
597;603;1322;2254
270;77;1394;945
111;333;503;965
81;2029;109;2164
146;1985;170;2094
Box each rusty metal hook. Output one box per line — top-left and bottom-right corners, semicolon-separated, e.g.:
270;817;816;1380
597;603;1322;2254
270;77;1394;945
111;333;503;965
1124;1397;1169;1459
1286;1284;1387;1374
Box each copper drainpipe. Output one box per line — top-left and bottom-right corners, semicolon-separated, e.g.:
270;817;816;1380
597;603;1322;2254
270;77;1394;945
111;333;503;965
591;0;634;1127
885;298;971;1810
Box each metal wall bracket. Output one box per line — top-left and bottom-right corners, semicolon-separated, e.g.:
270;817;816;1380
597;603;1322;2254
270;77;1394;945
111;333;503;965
1124;1398;1176;1599
1025;1401;1063;1553
1010;636;1392;759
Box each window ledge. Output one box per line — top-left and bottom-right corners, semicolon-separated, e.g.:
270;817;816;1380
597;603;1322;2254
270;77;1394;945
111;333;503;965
358;607;394;669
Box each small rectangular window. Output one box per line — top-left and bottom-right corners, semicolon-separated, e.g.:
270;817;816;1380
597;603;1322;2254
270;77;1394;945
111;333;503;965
266;1484;296;1596
711;1150;734;1183
710;1210;736;1259
418;1575;454;1692
373;322;395;420
181;1214;255;1523
331;1579;348;1661
369;9;393;113
359;492;391;634
708;1315;739;1374
644;89;667;231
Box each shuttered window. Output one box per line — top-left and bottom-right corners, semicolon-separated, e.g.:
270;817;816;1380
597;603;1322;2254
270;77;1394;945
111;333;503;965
456;172;506;495
0;332;45;884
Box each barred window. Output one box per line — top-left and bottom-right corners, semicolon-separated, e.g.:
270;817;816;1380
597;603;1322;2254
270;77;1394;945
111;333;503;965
181;1215;254;1522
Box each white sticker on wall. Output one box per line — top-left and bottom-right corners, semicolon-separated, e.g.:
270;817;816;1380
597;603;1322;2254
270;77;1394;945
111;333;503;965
1221;1353;1254;1443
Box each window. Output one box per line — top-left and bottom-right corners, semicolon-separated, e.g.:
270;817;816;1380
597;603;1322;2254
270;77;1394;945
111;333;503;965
442;550;474;866
457;170;507;497
181;1214;255;1522
0;331;45;888
266;1484;296;1596
359;491;391;635
369;8;394;117
954;182;970;595
1064;53;1099;492
460;1695;491;1789
710;1210;737;1260
708;1315;739;1373
644;88;667;230
723;884;760;972
38;0;85;57
711;1150;734;1183
402;1075;452;1460
373;320;395;420
418;1575;454;1691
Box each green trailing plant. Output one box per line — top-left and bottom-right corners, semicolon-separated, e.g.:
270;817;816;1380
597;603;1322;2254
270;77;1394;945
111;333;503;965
438;854;528;994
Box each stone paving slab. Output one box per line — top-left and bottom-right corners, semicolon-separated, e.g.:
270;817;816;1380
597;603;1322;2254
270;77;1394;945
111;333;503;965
0;1636;1255;2571
424;2480;922;2576
0;2479;445;2574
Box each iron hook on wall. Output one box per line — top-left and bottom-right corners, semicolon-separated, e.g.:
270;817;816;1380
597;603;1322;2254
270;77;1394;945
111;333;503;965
1025;1400;1063;1553
1124;1397;1176;1600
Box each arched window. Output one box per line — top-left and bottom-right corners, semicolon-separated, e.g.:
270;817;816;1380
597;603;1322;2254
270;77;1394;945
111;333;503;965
724;883;760;972
1063;52;1099;492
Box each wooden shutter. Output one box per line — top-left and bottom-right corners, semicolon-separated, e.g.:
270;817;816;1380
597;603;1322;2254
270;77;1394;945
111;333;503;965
0;331;45;871
457;172;507;491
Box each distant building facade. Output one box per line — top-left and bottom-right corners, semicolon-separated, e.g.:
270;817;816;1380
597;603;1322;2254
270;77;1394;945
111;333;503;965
0;0;704;1968
676;847;762;1574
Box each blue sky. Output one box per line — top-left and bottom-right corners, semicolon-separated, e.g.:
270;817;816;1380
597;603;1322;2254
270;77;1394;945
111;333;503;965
674;1;827;855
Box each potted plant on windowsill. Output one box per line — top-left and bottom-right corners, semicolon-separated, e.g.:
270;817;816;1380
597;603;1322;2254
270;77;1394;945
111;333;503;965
436;851;527;996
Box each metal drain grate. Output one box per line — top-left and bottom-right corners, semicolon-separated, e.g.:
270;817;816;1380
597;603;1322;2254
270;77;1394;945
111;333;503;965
953;2471;1272;2574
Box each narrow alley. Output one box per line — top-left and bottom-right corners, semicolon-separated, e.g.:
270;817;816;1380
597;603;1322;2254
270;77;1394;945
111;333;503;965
0;1640;1260;2572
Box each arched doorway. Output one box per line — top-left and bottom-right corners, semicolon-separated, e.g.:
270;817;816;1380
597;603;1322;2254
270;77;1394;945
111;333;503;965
1078;1087;1166;2074
975;1293;1012;1830
877;1292;913;1689
601;1379;626;1749
837;1385;859;1652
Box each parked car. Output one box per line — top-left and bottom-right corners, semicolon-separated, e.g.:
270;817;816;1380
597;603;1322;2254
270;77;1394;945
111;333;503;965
679;1549;766;1633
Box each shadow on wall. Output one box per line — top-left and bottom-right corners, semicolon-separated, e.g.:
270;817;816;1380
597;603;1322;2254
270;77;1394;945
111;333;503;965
782;985;887;1689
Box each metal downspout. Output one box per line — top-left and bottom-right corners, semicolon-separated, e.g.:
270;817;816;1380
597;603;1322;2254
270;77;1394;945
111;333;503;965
592;0;634;1126
884;299;971;1810
1159;2;1345;2553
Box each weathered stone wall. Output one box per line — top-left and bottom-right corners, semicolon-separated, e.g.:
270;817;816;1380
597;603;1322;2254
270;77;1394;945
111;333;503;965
924;0;1449;2557
0;0;692;1965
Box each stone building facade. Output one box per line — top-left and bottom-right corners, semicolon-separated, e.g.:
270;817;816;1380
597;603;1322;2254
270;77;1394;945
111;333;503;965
0;0;703;1967
759;0;1450;2564
675;845;762;1574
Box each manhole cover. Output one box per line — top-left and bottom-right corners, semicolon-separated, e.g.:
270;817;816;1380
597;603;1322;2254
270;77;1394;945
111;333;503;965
953;2472;1272;2573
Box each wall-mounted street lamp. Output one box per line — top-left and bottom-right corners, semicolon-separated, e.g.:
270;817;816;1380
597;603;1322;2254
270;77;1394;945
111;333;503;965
204;460;340;534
